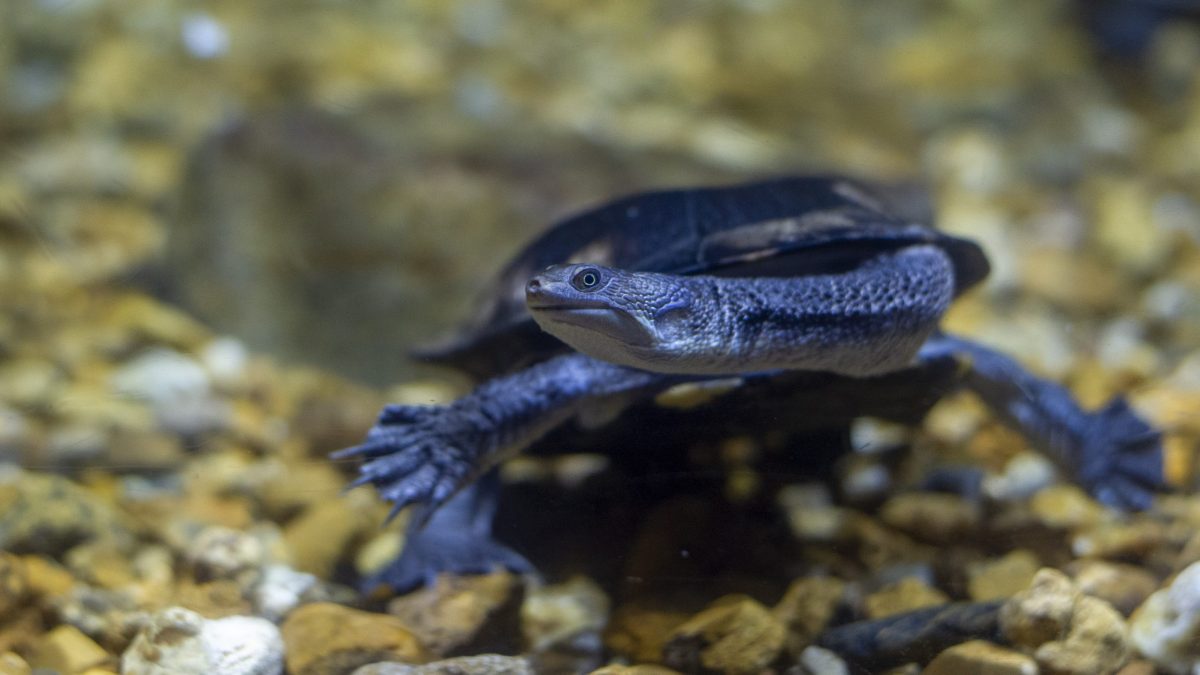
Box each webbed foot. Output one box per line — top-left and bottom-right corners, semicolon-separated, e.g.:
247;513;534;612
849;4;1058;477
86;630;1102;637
1073;396;1163;511
366;527;535;593
921;334;1166;511
360;472;534;594
332;403;484;522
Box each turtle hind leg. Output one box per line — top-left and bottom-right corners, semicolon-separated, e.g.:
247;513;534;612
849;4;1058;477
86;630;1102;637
918;333;1165;510
364;472;535;594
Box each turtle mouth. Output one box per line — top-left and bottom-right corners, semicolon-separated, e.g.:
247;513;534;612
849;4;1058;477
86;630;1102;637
526;302;606;312
529;304;655;348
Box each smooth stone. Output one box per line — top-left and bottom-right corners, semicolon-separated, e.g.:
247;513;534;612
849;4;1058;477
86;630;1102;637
662;595;786;675
0;651;30;675
1000;568;1080;649
863;577;949;620
773;576;847;655
877;492;980;544
922;640;1036;675
185;525;267;582
967;550;1040;602
352;654;533;675
521;576;609;652
796;645;849;675
121;607;283;675
1067;560;1159;616
0;553;28;621
27;624;111;674
1129;561;1200;675
281;602;429;675
1029;485;1107;530
386;572;522;657
1001;569;1131;675
603;605;689;664
0;474;136;557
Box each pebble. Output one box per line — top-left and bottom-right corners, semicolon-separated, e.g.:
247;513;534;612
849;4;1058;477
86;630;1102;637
281;602;429;675
201;336;250;389
352;654;533;674
1129;560;1200;674
121;606;283;675
110;348;229;435
0;474;136;557
52;586;143;652
878;492;980;544
0;651;30;675
284;491;379;579
588;666;680;675
777;484;850;542
1035;595;1130;675
1001;568;1130;675
1029;485;1108;530
15;555;74;601
521;576;609;652
0;407;30;461
982;451;1057;502
27;624;110;674
253;564;319;622
967;550;1040;602
773;576;846;654
863;577;950;620
796;645;849;675
1067;560;1159;616
922;639;1037;675
1000;568;1080;648
603;605;689;664
1072;519;1168;559
661;595;786;675
0;554;28;622
0;605;42;655
386;572;522;657
175;579;254;618
64;541;136;589
0;357;62;409
186;525;267;582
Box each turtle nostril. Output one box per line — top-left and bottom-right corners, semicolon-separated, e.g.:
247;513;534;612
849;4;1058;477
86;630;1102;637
525;279;542;295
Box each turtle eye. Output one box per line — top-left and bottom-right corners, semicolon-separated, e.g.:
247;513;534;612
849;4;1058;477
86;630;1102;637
571;268;602;291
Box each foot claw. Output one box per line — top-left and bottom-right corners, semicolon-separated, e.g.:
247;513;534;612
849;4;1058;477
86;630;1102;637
332;403;480;522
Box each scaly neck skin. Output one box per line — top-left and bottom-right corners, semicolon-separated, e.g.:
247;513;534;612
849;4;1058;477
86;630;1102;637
528;245;955;377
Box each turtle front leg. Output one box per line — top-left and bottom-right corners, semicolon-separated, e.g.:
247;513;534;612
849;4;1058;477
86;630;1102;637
333;353;674;584
919;333;1164;510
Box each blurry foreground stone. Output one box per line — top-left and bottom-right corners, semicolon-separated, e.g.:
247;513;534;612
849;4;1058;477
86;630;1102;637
661;595;785;675
352;654;533;674
923;639;1036;675
281;602;429;675
121;607;283;675
1000;568;1129;675
386;572;522;657
1130;560;1200;675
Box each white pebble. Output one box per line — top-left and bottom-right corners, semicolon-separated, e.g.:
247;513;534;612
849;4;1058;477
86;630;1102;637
122;607;283;675
1130;561;1200;674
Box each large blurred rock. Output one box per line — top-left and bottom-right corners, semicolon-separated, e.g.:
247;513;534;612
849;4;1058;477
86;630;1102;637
168;105;725;384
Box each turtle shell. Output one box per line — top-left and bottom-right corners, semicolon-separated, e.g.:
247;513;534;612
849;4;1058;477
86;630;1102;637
419;176;989;379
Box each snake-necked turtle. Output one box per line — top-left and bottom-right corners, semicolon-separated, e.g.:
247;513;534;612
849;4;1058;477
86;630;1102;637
335;176;1163;591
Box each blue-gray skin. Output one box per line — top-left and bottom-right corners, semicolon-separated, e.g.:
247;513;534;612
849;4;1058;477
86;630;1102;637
335;241;1162;591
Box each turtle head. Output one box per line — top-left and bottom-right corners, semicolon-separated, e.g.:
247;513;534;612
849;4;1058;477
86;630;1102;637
526;264;695;363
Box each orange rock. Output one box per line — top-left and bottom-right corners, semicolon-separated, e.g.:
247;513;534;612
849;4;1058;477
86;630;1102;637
282;602;429;675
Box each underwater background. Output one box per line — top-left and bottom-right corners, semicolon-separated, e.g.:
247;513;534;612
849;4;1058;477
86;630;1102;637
1;1;1200;673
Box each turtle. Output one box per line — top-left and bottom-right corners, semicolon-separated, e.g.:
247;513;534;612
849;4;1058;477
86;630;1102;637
334;175;1164;592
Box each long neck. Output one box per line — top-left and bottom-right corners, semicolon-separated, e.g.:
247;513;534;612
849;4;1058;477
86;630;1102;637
671;245;955;376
